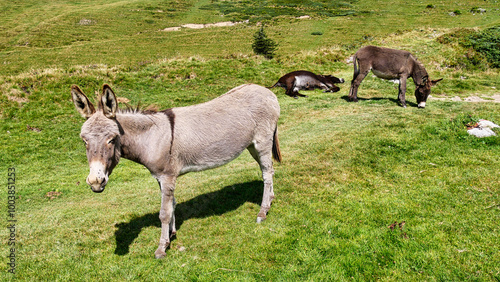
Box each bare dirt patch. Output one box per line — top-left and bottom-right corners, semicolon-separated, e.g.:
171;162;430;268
7;88;29;104
161;20;249;32
160;16;310;32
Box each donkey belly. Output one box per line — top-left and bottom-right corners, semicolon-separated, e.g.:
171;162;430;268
295;76;323;90
372;68;399;80
177;125;255;175
179;150;245;175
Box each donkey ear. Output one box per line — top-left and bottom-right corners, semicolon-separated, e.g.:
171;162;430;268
99;84;118;119
431;78;443;86
71;85;95;119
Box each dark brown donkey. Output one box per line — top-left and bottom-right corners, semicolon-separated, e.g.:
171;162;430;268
270;70;345;98
348;45;442;108
72;84;281;259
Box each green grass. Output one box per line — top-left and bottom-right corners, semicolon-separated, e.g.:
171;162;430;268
1;0;500;280
199;0;358;22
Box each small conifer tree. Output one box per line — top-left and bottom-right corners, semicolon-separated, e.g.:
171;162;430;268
252;26;278;59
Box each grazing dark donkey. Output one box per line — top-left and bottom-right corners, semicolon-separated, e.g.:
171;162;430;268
72;84;281;259
348;45;442;108
270;70;345;98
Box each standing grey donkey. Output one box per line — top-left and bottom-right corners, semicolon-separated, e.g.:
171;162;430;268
72;83;281;258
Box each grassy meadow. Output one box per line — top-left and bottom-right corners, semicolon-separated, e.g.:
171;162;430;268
1;0;500;280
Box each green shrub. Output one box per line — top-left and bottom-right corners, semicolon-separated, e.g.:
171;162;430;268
252;26;278;59
437;26;500;69
463;26;500;68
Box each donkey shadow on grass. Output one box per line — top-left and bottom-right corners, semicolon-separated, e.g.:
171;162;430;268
340;95;418;108
114;180;263;255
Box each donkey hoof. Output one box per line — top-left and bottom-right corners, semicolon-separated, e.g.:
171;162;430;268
154;248;167;259
256;211;267;223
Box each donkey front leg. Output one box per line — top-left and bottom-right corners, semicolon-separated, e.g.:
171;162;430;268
155;175;176;259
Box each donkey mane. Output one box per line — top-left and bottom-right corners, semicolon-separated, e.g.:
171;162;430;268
411;60;429;86
116;103;163;115
114;103;175;154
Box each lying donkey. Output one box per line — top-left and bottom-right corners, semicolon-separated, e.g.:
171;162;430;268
72;84;281;259
348;45;442;108
269;70;345;98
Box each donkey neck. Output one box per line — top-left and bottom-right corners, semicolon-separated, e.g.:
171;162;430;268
115;111;173;165
411;61;428;86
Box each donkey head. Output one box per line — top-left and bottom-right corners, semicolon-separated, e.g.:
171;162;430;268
72;84;121;193
414;76;443;108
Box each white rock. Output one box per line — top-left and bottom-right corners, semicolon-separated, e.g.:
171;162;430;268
467;119;499;137
477;119;500;129
468;127;496;138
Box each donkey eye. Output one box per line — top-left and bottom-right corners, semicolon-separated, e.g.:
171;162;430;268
108;138;116;145
82;139;88;147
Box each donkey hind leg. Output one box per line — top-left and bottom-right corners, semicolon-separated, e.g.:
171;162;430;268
247;143;275;223
170;197;177;237
348;70;369;102
285;87;297;99
398;77;408;108
349;58;369;102
294;81;308;98
155;175;176;259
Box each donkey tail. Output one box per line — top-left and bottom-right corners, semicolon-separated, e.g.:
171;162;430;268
272;126;282;163
267;82;281;89
352;54;359;80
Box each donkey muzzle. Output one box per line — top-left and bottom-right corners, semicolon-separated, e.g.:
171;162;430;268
86;161;108;193
87;181;106;193
417;102;426;108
